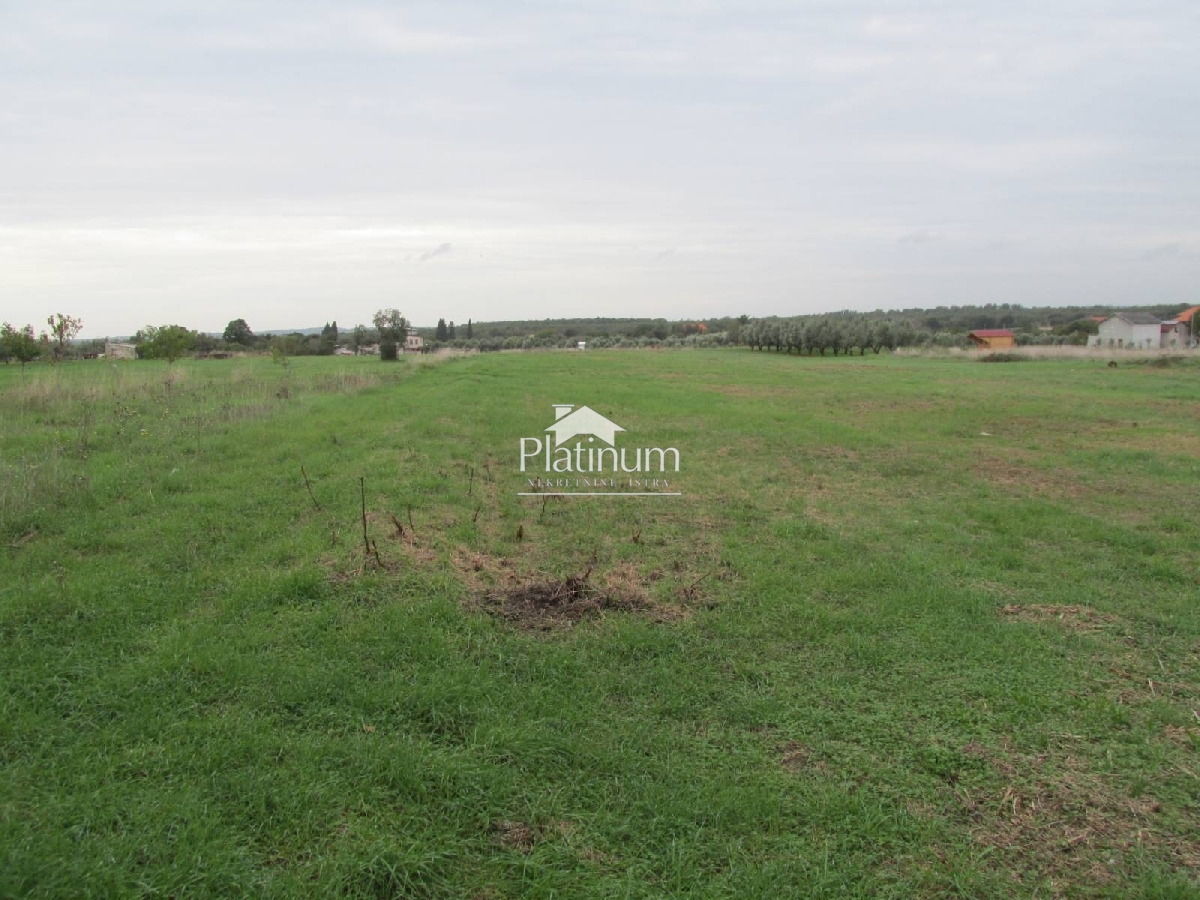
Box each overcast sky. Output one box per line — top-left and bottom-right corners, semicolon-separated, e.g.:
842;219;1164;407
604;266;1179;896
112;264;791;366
1;1;1197;337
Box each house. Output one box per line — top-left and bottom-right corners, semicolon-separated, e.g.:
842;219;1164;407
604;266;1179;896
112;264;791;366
545;404;625;446
1092;312;1163;349
967;329;1016;349
1160;320;1188;349
405;334;424;352
103;341;137;360
1175;306;1200;347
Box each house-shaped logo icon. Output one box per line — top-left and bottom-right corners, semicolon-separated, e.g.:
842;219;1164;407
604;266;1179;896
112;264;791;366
545;404;625;446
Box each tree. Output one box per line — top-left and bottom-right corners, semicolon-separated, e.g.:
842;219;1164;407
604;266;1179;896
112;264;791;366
373;309;408;361
350;324;370;355
808;319;830;356
868;321;895;354
466;319;473;339
1;323;42;370
319;321;339;355
448;320;457;340
45;313;83;362
436;318;448;342
223;318;255;346
894;321;918;349
137;325;197;363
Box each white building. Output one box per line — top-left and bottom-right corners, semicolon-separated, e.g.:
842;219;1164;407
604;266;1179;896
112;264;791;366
405;334;424;352
103;340;137;360
1091;313;1162;349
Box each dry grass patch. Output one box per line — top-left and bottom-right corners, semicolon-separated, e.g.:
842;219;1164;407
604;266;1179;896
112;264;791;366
491;820;536;853
490;819;581;855
780;740;829;775
972;455;1089;502
1000;604;1117;632
959;744;1197;893
446;548;688;630
477;565;671;631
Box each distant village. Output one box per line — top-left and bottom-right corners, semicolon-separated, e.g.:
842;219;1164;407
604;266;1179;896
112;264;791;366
3;305;1198;365
964;307;1199;351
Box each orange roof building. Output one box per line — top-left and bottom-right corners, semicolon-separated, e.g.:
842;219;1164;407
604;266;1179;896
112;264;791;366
967;329;1016;349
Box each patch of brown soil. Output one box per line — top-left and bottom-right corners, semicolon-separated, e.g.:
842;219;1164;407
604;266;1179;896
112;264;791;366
1000;604;1117;632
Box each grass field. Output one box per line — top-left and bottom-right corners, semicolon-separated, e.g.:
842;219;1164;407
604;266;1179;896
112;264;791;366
1;350;1198;898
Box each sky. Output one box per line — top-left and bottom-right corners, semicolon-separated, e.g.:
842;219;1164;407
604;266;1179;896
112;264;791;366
1;1;1197;337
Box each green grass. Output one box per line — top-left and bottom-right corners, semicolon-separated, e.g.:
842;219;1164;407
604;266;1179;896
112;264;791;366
2;350;1198;898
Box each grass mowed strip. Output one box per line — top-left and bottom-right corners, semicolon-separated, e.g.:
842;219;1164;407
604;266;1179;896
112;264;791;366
1;351;1197;898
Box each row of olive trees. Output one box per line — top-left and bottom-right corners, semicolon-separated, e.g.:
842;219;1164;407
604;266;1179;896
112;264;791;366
742;316;924;355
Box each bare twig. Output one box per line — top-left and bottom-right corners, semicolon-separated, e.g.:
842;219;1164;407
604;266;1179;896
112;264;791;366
301;464;321;511
360;477;370;560
681;572;712;598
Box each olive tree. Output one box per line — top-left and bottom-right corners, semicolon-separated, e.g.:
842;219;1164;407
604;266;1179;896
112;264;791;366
373;308;408;361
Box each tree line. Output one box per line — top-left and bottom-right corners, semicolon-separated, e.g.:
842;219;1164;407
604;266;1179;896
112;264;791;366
0;314;84;369
2;303;1171;368
742;317;913;355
